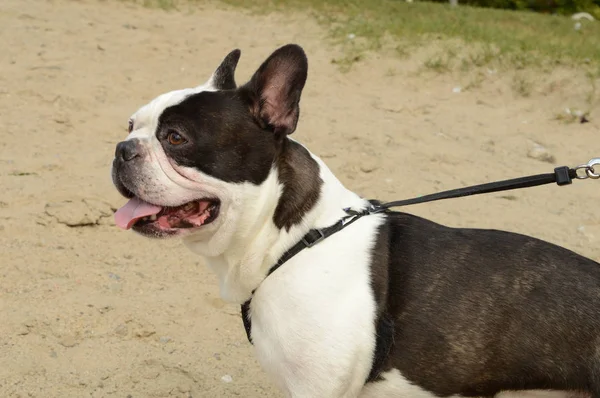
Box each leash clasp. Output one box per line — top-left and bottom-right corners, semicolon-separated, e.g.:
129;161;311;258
575;158;600;180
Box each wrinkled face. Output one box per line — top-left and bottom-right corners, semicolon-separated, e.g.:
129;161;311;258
111;45;309;252
112;87;276;237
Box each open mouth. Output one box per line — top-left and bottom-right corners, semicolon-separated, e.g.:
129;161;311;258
114;196;220;232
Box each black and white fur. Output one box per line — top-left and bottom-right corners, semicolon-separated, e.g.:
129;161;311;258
111;44;600;398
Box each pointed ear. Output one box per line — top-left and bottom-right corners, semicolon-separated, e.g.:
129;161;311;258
207;49;241;90
243;44;308;136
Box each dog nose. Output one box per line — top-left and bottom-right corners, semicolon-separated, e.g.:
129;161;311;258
115;140;140;162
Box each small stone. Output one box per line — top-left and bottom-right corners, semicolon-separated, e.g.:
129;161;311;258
114;324;128;337
578;225;600;243
23;319;35;328
134;323;156;338
527;143;555;164
58;335;78;347
213;353;221;361
17;324;30;335
452;86;462;93
97;305;113;314
108;272;121;281
50;350;58;358
159;336;171;344
360;165;377;173
221;375;233;383
35;217;48;226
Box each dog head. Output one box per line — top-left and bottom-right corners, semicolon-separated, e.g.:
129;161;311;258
111;44;314;257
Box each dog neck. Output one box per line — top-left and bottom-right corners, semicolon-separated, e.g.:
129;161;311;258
184;139;368;304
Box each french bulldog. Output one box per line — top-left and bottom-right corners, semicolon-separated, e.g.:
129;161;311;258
111;44;600;398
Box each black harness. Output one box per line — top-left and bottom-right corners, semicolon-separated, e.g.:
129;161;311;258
240;162;595;380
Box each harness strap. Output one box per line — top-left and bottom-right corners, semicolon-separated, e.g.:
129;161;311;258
241;203;378;344
240;165;580;344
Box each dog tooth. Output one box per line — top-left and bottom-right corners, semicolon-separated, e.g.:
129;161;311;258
150;214;157;221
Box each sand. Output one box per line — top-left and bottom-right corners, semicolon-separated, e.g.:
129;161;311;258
1;0;599;396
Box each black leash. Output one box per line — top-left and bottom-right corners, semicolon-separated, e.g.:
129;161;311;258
241;159;600;344
376;166;578;209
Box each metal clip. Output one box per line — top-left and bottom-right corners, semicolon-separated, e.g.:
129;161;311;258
587;158;600;179
575;158;600;180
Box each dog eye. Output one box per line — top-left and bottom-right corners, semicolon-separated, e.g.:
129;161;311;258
127;119;134;133
167;131;186;145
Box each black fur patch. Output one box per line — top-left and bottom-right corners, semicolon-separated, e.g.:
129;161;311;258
157;90;277;185
365;208;394;382
273;139;322;230
371;211;600;397
211;49;241;90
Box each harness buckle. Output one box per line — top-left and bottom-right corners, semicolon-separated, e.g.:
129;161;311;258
368;204;386;214
302;229;325;248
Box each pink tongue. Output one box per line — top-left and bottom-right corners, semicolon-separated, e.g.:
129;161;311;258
114;197;162;230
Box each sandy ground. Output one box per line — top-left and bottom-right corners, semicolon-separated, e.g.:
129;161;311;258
0;0;599;397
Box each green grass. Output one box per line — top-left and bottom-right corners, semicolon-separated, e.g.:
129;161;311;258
127;0;600;71
220;0;600;70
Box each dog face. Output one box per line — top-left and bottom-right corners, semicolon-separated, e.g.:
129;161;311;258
111;45;309;256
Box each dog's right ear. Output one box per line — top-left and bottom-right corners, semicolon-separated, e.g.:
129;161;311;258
242;44;308;136
207;49;241;90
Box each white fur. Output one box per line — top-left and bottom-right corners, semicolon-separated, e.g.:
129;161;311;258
246;157;385;397
359;368;577;398
122;77;584;398
360;368;463;398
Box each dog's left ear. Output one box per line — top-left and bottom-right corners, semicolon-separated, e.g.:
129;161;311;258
207;49;241;90
242;44;308;136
